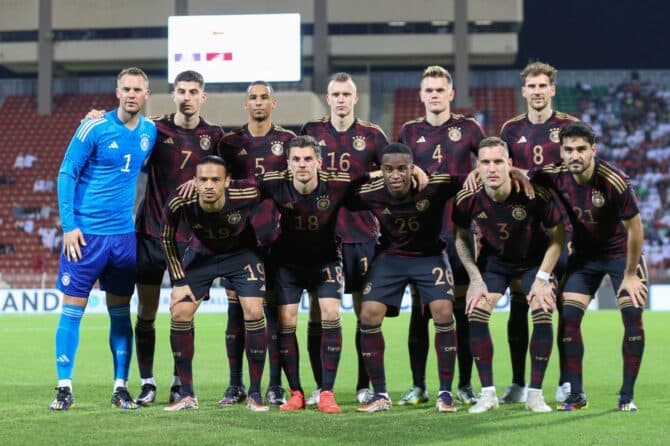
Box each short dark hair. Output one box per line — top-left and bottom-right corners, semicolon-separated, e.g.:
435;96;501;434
247;80;274;95
287;135;322;158
381;142;413;161
196;155;229;173
174;70;205;89
478;136;509;156
559;121;596;145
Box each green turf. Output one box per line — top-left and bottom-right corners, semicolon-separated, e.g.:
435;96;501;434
1;311;667;445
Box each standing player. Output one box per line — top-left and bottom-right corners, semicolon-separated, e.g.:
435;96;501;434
397;65;485;406
216;80;295;406
453;137;565;414
133;70;224;405
162;156;268;412
530;122;646;412
350;143;464;413
498;61;578;404
50;67;157;410
301;72;388;405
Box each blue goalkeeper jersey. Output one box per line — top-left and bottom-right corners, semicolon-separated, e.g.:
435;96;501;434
57;110;157;234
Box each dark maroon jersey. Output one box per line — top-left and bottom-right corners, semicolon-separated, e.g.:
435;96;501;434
301;117;388;243
162;186;260;284
398;114;484;175
529;158;639;259
453;185;562;265
348;173;465;257
216;123;295;246
500;111;578;170
399;113;485;237
258;170;359;266
217;123;295;178
136;114;224;242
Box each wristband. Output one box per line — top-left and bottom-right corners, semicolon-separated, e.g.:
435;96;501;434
536;270;551;281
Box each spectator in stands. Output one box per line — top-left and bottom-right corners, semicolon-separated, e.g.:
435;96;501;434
13;152;26;169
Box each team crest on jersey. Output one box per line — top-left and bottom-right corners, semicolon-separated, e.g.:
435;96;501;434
512;207;527;221
271;141;284;156
61;273;71;287
363;282;372;295
227;211;242;225
592;191;606;207
140;134;151;152
448;127;462;142
416;199;430;212
352;136;367;151
549;128;561;143
316;195;331;211
199;135;212;151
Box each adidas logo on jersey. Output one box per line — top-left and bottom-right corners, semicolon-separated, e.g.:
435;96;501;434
108;141;119;149
382;208;392;215
318;139;326;147
517;136;527;143
416;136;426;143
476;211;488;219
239;148;248;156
164;137;174;145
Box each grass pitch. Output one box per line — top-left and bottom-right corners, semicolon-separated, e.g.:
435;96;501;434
1;310;668;445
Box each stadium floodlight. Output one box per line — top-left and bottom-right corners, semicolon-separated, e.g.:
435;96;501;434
168;13;301;83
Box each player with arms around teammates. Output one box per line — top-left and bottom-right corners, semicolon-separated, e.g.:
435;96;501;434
349;143;465;413
397;65;485;407
454;137;565;414
301;72;389;406
50;67;157;411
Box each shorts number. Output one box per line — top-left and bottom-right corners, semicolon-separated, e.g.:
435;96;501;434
322;265;344;284
432;266;454;286
532;145;544;165
244;263;266;282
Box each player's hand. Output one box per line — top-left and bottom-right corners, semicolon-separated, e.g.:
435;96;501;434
411;165;429;191
618;273;647;308
465;278;489;314
464;169;481;191
63;228;86;262
82;108;105;121
177;179;197;198
528;279;556;313
509;167;534;199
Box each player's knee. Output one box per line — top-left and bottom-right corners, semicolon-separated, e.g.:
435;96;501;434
279;309;298;328
360;305;383;326
430;302;453;324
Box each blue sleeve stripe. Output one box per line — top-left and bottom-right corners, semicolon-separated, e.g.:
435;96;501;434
75;118;106;142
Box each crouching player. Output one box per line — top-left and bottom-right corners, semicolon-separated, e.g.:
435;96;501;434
162;156;268;412
454;137;565;413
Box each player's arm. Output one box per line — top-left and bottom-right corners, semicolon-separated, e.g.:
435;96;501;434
527;223;565;312
620;214;647;308
57;124;98;261
411;164;429;191
161;198;188;285
454;224;487;314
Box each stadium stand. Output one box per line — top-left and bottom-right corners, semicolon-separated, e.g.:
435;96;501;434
0;94;117;288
